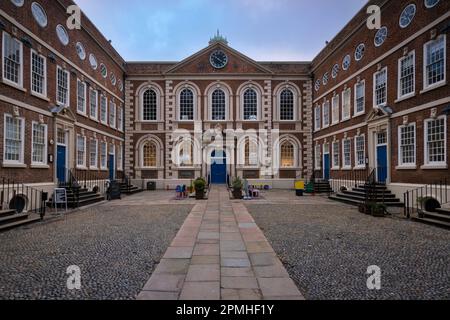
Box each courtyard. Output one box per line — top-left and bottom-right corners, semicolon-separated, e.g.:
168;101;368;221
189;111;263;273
0;188;448;300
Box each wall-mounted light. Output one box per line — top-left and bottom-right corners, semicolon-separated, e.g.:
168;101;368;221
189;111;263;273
21;36;33;48
0;19;5;30
48;53;56;63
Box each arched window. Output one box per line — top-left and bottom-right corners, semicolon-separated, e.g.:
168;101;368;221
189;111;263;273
212;89;226;121
143;142;157;167
180;88;194;121
281;142;294;168
243;89;258;120
244;137;258;166
280;89;294;120
143;89;157;121
179;140;193;167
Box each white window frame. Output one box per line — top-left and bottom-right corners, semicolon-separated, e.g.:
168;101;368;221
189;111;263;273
277;87;297;122
30;49;47;98
315;144;322;170
332;140;340;169
141;88;160;122
354;80;365;116
423;34;446;91
314;105;321;131
76;135;87;169
322;100;330;128
331;95;339;125
397;51;416;100
3;114;25;165
100;141;108;170
373;67;388;108
117;144;123;171
31;121;48;166
354;135;366;169
241;87;261;121
423;116;447;168
2;32;23;89
397;123;416;169
109;100;116;129
100;95;108;125
77;79;87;115
342;138;352;169
117;106;123;132
56;66;70;107
209;88;229;121
178;87;197;121
89;88;98;121
89;138;98;169
342;88;351;121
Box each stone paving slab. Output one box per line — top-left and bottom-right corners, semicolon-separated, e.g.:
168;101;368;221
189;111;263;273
137;186;305;300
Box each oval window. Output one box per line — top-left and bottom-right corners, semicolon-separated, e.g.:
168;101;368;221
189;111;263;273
56;24;69;46
89;54;98;70
342;55;351;71
355;43;365;61
31;2;48;28
332;64;340;79
374;26;388;47
100;63;107;78
76;42;86;60
11;0;24;7
399;4;416;28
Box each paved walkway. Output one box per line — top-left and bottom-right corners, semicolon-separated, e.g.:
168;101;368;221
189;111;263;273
137;186;304;300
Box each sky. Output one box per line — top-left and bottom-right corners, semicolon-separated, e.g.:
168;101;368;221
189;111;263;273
75;0;368;62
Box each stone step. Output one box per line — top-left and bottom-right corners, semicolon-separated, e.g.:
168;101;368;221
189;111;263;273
422;211;450;223
412;217;450;230
329;195;404;208
0;213;29;226
336;193;401;203
0;216;41;232
0;209;16;219
436;208;450;216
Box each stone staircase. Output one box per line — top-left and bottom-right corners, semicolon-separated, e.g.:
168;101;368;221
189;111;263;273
119;182;143;195
413;207;450;229
48;187;105;209
329;184;404;207
0;209;41;232
306;180;332;194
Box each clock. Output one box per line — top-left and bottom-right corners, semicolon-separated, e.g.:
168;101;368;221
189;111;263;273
210;50;228;69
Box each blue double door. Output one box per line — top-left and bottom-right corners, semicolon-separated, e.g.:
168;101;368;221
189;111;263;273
57;145;66;183
211;150;227;184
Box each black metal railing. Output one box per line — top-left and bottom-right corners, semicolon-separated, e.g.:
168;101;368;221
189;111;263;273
328;168;370;194
1;178;47;219
404;179;449;218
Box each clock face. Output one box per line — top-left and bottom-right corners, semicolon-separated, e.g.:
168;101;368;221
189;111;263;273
210;50;228;69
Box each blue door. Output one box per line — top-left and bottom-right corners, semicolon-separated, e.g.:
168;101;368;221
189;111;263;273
211;150;227;184
377;145;387;184
109;155;115;181
57;145;66;183
323;154;330;180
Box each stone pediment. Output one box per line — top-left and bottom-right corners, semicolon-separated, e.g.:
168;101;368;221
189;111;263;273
164;42;274;75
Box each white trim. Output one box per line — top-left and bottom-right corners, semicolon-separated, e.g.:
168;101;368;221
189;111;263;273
76;134;87;169
0;9;125;103
3;113;25;166
392;96;450;118
100;141;108;170
354;80;365;117
138;83;164;122
273;82;302;122
109;100;116;129
342;138;352;169
76;79;87;115
56;66;70;107
322;100;330;128
341;87;351;121
31;121;48;166
74;122;124;142
89;88;98;121
373;67;388;108
89;138;98;170
354;134;366;168
332;140;340;169
313;11;450;103
314;144;322;170
331;94;340;125
0;94;52;116
175;83;200;122
397;122;416;168
239;85;262;122
2;31;23;89
100;94;108;125
423;34;446;91
314;104;321;131
397;50;416;100
423;115;447;168
30;49;47;98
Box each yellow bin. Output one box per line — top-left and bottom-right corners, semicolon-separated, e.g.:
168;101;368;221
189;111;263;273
295;180;305;196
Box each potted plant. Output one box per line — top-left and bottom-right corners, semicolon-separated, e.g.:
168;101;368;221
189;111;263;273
232;177;243;199
368;203;387;217
193;178;206;200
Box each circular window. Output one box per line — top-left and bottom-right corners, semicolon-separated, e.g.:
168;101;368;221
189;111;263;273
89;54;98;70
56;24;69;46
332;64;340;79
118;79;123;92
399;4;416;28
314;79;321;92
342;55;351;71
355;43;365;61
374;26;388;47
31;2;48;28
100;64;107;78
110;73;117;86
76;42;86;60
425;0;439;8
11;0;24;7
322;72;329;85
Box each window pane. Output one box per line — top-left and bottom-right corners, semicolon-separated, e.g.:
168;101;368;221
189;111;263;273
280;89;294;120
212;89;226;121
281;143;294;167
243;89;257;120
180;89;194;120
32;123;46;163
143;89;157;121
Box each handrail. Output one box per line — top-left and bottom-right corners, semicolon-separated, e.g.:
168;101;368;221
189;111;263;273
404;179;449;218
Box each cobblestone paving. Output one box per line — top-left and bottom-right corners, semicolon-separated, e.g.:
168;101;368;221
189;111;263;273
246;194;450;300
0;196;192;300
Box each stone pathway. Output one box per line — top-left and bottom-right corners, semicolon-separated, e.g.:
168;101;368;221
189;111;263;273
137;186;304;300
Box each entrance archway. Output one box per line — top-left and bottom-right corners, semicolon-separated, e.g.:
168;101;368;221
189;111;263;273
211;150;227;184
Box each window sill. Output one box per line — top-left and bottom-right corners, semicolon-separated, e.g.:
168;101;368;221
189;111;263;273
77;111;88;118
90;117;99;123
31;92;50;102
396;165;417;170
2;163;27;168
341;117;351;123
136;167;164;170
342;166;352;171
421;81;447;94
330;122;339;127
353;165;366;170
420;164;448;170
1;79;26;93
76;166;88;170
274;120;300;124
395;93;416;103
138;120;164;124
331;167;341;171
31;164;50;169
89;166;99;170
280;167;301;170
353;112;365;118
100;168;108;172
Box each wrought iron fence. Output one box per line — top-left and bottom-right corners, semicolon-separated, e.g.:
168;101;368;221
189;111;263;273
404;179;449;218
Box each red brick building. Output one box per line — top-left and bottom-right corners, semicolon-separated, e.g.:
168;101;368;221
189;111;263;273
311;0;449;199
0;0;449;205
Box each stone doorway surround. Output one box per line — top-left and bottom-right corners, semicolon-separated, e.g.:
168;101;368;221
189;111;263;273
137;186;304;300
